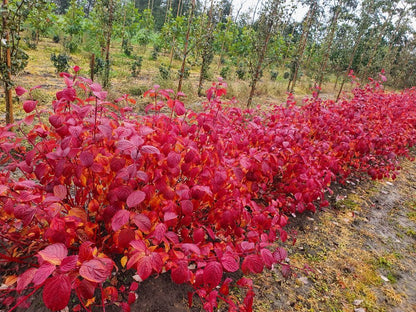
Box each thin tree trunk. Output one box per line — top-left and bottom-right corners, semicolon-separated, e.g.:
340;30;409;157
381;6;407;76
197;0;214;96
177;0;195;93
247;13;276;107
165;0;172;23
247;30;272;107
169;37;176;67
316;4;341;97
287;2;316;92
90;53;95;81
3;0;13;124
120;3;127;52
104;0;114;89
361;11;394;80
252;0;261;25
176;0;182;17
336;31;363;100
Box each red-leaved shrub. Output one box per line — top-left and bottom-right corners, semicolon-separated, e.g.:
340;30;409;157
1;71;416;311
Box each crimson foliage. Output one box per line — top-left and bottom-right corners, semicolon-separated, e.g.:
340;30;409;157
1;72;415;311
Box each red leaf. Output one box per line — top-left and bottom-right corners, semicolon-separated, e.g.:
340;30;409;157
93;90;107;100
167;151;181;168
133;214;152;233
193;228;205;244
80;151;94;167
221;254;239;272
90;83;102;92
260;249;275;269
79;241;95;262
279;229;288;242
129;240;147;252
14;204;36;225
136;255;152;281
241;255;264;274
118;228;135;248
59;255;78;273
174;101;186;115
49;115;63;128
33;263;56;286
76;279;96;300
141;145;160;154
111;209;130;231
180;200;193;215
38;243;68;265
164;211;177;222
43;274;71;311
15;86;28;96
61;87;76;102
281;264;292;278
16;268;36;293
181;243;201;256
23;114;35;125
171;260;190;284
79;258;114;283
152;223;167;243
126;190;146;208
116;139;137;151
203;261;223;289
273;247;287;262
53;185;67;200
23;100;37;113
150;252;163;273
120;302;131;312
130;281;139;291
128;292;136;304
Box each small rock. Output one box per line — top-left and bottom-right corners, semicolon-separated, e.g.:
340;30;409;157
353;299;363;306
386;181;393;186
381;190;389;195
354;308;366;312
380;274;389;282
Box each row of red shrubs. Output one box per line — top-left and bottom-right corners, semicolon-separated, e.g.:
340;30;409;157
0;71;415;311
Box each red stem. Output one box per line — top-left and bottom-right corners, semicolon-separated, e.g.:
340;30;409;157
99;284;106;312
7;285;42;312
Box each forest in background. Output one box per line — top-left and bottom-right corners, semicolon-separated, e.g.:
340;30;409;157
1;0;416;123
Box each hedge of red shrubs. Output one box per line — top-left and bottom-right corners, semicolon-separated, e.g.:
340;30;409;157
1;70;415;311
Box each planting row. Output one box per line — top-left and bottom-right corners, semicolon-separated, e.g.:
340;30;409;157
0;72;415;311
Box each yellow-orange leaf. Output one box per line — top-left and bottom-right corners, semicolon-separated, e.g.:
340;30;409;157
86;297;95;307
68;208;88;223
4;275;17;286
120;256;128;268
